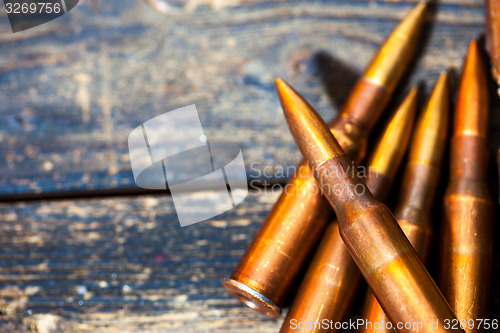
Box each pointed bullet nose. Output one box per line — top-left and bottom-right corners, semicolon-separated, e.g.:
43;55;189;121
275;78;313;127
398;1;428;41
411;1;428;21
368;86;419;179
409;71;449;166
385;85;419;135
434;71;449;96
463;40;481;76
275;78;299;113
275;78;344;169
397;86;420;121
364;1;428;92
455;40;489;137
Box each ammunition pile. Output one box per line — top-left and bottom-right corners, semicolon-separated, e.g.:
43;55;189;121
223;2;497;333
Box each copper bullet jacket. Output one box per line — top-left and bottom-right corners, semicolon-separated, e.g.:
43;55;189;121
277;78;463;333
223;2;428;316
223;83;377;316
359;170;438;333
439;41;493;333
223;162;331;317
360;72;450;333
313;155;460;333
485;0;500;92
329;78;389;161
280;87;418;333
392;164;437;260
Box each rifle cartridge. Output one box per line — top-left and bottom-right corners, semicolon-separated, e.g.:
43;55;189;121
439;40;493;333
280;87;418;333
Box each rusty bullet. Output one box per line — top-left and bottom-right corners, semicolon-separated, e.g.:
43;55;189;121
439;40;493;333
276;77;463;333
280;87;418;333
222;2;428;316
360;72;449;333
485;0;500;95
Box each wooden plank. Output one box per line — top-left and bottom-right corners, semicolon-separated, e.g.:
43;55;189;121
0;191;498;332
1;0;497;198
0;191;283;332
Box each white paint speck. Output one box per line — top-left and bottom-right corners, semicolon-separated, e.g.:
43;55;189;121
174;294;188;303
76;285;88;295
42;161;54;171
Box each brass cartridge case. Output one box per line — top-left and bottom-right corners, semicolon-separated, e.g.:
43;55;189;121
277;77;463;333
439;40;493;333
360;72;450;333
280;87;418;333
223;2;428;316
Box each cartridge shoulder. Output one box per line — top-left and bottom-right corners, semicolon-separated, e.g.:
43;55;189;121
444;179;493;203
330;116;367;164
394;206;432;231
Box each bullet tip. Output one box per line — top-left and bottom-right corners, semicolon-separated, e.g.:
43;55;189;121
363;0;428;91
275;78;301;114
469;39;478;52
409;72;449;166
455;39;489;137
435;71;449;95
275;78;344;168
368;86;418;178
410;1;429;21
408;85;419;100
275;77;286;90
275;78;294;106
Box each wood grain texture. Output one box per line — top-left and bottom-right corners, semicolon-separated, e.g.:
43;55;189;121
0;0;497;198
0;191;498;332
0;191;284;332
0;1;499;331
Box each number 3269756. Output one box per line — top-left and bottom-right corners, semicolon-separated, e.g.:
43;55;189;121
443;318;499;330
5;2;62;14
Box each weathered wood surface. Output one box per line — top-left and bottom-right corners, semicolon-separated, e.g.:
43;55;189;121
0;192;284;332
0;191;498;332
0;191;497;332
0;0;500;332
1;0;498;198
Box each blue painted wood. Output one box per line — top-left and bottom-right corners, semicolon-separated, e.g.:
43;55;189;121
0;0;495;198
0;190;498;331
